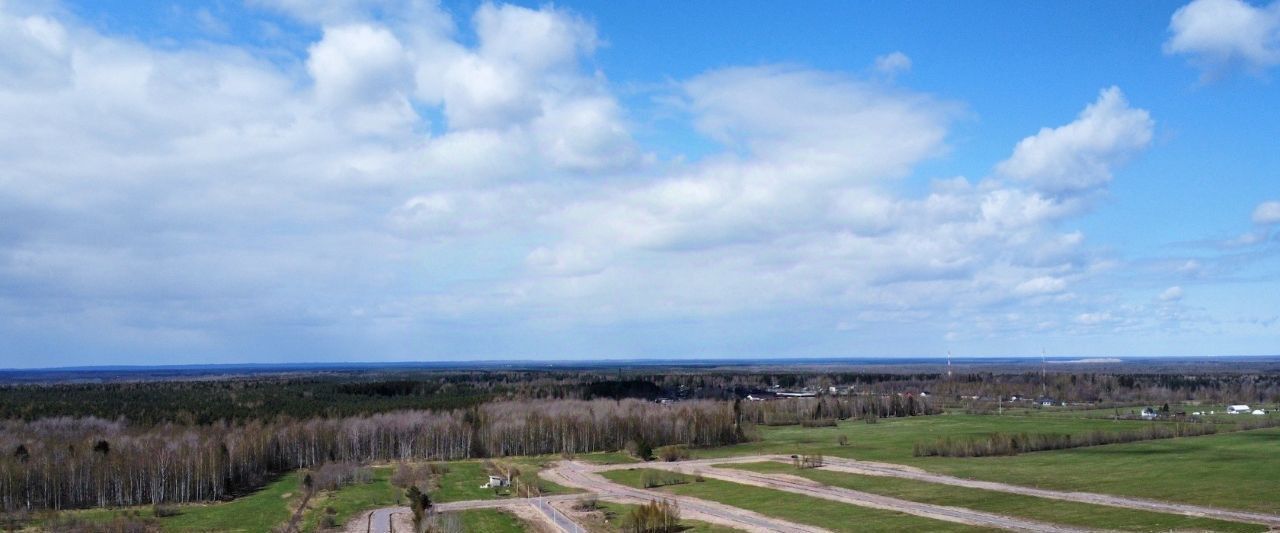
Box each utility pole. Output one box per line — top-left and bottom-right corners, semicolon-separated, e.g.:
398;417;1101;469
947;350;953;379
1041;347;1047;398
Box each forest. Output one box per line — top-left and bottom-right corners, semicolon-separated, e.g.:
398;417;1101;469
3;361;1279;514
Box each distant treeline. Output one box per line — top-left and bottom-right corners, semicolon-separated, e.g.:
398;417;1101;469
738;395;938;426
6;368;1277;426
0;399;742;511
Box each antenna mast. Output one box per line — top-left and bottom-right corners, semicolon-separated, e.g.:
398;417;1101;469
1041;348;1047;398
947;350;952;378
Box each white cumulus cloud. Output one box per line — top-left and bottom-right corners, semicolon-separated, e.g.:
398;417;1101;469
996;87;1153;195
1165;0;1280;78
1253;200;1280;224
1160;286;1185;301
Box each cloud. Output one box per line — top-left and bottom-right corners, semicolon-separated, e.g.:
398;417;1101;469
1016;276;1068;296
0;2;1213;363
996;87;1153;195
0;9;71;90
1253;200;1280;224
873;51;912;77
1075;311;1116;326
1165;0;1280;77
1160;286;1185;301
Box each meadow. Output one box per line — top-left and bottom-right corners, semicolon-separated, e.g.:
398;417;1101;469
600;468;989;533
694;412;1280;513
723;461;1263;532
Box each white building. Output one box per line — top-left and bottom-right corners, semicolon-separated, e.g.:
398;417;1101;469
1227;405;1251;414
483;475;509;488
1252;409;1266;416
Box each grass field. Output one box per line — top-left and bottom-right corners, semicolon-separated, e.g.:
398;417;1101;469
300;467;401;532
576;500;740;533
455;508;527;533
601;468;990;533
159;472;300;532
697;414;1280;514
723;461;1264;532
433;458;578;502
923;426;1280;514
694;413;1161;462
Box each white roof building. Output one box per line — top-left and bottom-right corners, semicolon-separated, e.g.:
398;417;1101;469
1227;405;1251;413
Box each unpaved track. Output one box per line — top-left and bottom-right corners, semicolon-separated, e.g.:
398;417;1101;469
817;455;1280;529
593;455;1280;529
587;461;1089;532
352;495;582;533
542;461;827;533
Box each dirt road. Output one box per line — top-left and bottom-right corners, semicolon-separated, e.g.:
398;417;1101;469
541;461;826;533
351;495;583;533
592;455;1280;529
586;460;1088;532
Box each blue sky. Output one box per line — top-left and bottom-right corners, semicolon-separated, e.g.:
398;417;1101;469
1;0;1278;367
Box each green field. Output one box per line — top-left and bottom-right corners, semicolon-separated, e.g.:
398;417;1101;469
164;473;299;532
456;508;527;533
580;500;740;533
433;458;578;502
692;413;1280;514
601;468;990;533
301;467;401;532
722;461;1264;532
694;413;1161;462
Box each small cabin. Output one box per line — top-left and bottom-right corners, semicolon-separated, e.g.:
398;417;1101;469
483;475;509;488
1227;405;1251;414
1037;397;1055;407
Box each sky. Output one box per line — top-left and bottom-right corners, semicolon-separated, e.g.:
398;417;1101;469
1;0;1279;367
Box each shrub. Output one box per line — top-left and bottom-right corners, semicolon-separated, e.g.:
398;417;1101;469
622;499;680;533
151;504;180;518
641;470;690;488
801;418;837;428
574;495;600;511
625;440;653;461
654;445;689;462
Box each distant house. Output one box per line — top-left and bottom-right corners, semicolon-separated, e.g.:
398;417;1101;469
1252;409;1266;416
1141;407;1159;420
483;475;509;488
1037;397;1055;407
1227;405;1251;414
